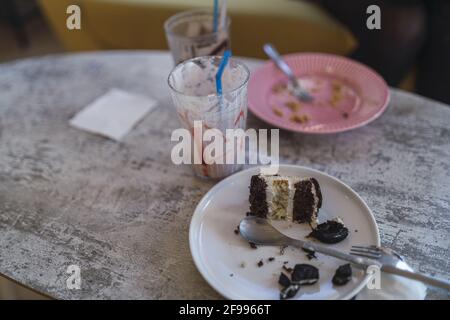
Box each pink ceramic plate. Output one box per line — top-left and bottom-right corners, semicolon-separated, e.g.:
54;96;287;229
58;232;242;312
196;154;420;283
248;53;390;133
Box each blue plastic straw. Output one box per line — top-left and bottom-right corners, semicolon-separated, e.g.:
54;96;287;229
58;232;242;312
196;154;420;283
213;0;219;32
215;50;232;96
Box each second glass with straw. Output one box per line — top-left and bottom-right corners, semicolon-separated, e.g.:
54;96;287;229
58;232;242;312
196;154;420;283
164;1;230;64
168;52;250;179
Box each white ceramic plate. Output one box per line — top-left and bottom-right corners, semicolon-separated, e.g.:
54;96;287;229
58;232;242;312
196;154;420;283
189;165;380;300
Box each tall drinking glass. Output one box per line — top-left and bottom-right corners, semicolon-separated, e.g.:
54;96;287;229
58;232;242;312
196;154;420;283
164;9;231;65
168;56;250;179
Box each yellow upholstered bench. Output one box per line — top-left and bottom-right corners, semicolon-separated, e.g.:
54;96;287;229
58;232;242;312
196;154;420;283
38;0;356;59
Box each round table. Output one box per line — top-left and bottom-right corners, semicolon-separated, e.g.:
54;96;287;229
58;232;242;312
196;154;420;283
0;51;449;299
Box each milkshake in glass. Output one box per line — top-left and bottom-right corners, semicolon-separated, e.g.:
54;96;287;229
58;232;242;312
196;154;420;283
168;56;250;179
164;9;230;65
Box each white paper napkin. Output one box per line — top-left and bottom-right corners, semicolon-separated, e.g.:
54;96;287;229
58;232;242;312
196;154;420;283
70;88;157;141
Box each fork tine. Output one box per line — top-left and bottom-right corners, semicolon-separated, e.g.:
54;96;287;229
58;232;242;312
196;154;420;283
350;251;380;259
350;250;381;257
350;248;381;259
352;245;379;250
350;247;381;254
350;250;381;259
351;246;381;254
352;245;381;254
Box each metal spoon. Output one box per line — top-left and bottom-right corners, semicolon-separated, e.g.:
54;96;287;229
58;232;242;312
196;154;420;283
239;216;377;268
263;43;313;102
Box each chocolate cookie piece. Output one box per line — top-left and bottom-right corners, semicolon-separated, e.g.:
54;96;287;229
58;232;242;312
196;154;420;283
280;284;300;300
332;264;352;286
308;219;349;244
278;272;291;288
291;264;319;285
278;272;300;300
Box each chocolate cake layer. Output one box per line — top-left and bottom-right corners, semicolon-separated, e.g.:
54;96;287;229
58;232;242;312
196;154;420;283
249;175;268;218
292;179;321;223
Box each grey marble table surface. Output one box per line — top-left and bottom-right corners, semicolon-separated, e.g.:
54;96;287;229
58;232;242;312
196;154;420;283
0;51;449;300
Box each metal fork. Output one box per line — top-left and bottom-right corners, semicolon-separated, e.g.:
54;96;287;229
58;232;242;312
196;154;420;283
351;245;450;290
263;43;313;102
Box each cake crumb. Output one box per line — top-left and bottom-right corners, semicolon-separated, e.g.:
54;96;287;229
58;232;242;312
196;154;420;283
229;273;234;277
240;262;246;268
285;101;302;112
302;247;317;260
290;114;309;124
279;246;287;255
257;260;264;267
272;83;287;93
283;261;289;265
268;257;275;262
249;242;257;249
233;225;240;235
330;81;344;106
282;265;293;273
272;107;283;117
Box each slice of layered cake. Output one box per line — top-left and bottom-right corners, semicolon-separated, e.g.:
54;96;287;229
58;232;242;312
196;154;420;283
249;174;322;224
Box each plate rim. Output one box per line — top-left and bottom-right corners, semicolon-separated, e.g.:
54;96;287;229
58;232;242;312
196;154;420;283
248;52;391;134
189;165;381;300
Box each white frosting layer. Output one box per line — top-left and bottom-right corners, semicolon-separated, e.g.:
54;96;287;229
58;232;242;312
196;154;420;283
263;175;293;220
309;182;319;226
